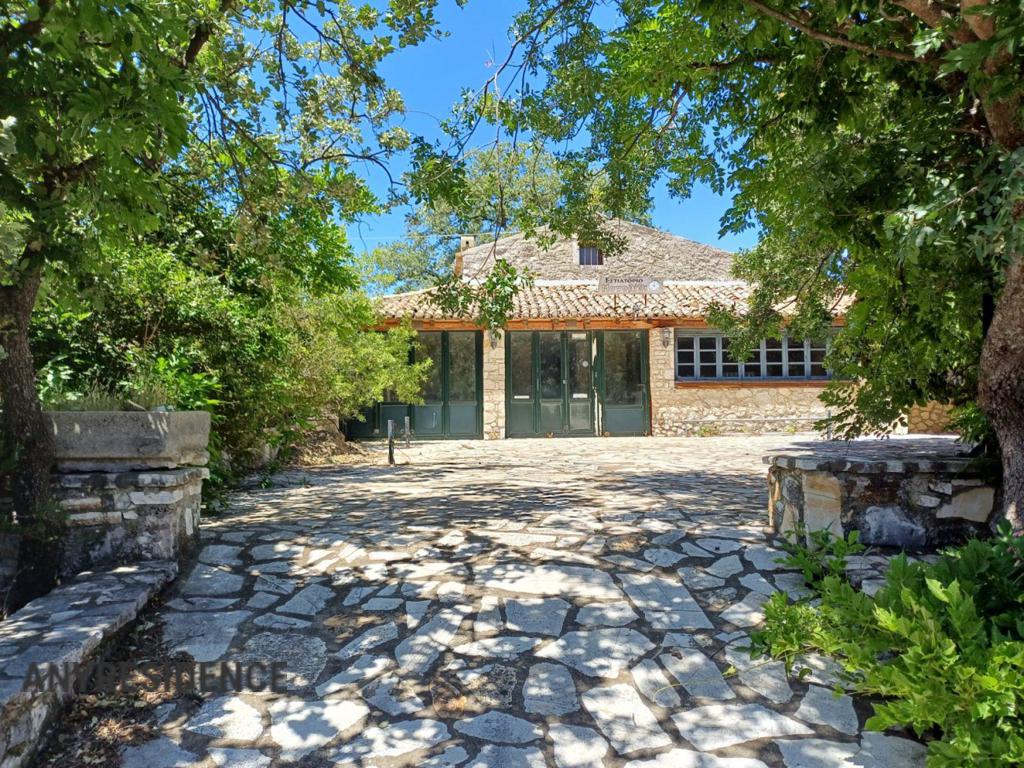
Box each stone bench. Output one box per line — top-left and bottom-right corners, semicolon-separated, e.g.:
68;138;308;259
0;562;177;768
764;438;999;548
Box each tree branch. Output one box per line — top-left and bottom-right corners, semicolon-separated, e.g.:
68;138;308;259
960;0;994;41
182;0;235;68
744;0;924;62
893;0;977;44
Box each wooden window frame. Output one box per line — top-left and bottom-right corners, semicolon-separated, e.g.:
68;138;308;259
578;245;604;266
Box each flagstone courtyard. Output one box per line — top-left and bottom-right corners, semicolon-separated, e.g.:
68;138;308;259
135;435;927;768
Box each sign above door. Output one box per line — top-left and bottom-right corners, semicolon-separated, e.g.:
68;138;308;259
597;276;663;295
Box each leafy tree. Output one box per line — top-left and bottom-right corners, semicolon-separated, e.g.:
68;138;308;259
383;139;651;331
31;182;426;486
365;142;566;293
420;0;1024;529
0;0;445;605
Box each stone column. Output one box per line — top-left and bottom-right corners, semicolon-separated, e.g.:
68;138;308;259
482;330;506;439
647;328;675;436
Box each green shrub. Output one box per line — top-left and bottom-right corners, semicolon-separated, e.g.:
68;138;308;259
778;523;865;583
31;189;427;494
753;524;1024;766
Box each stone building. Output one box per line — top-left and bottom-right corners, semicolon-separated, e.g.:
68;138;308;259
351;220;842;439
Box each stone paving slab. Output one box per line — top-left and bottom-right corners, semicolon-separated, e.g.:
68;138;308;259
133;435;926;766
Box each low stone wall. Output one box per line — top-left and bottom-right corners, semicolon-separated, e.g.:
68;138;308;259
765;449;999;548
0;413;209;766
646;332;830;436
0;413;209;586
0;562;177;768
54;467;206;578
46;410;209;577
47;411;211;472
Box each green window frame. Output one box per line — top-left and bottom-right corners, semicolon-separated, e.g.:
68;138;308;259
675;330;830;381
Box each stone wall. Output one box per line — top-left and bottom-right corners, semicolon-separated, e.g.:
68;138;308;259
0;412;209;594
460;219;734;282
0;413;209;768
766;453;999;548
906;401;954;434
647;332;829;436
482;330;506;439
54;467;206;578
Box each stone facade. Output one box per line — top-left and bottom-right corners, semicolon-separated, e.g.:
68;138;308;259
647;332;829;436
379;221;847;438
766;451;999;548
905;401;954;434
482;330;506;439
54;467;206;577
460;219;734;283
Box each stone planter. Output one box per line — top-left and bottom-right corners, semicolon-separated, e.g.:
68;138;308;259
764;442;1000;549
45;410;211;472
43;411;211;576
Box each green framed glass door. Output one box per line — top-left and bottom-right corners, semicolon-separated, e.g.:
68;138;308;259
345;330;482;439
505;331;595;437
446;331;481;436
507;332;535;436
413;331;444;436
566;331;594;432
412;330;483;438
537;332;564;434
596;330;650;436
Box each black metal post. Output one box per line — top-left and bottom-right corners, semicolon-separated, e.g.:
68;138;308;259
387;419;395;465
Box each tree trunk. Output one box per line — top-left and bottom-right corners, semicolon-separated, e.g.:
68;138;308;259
0;265;61;614
978;256;1024;532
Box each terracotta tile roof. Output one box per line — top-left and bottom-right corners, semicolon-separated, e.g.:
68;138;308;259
377;281;773;322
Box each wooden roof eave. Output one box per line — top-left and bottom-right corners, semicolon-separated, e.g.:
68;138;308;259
375;313;846;332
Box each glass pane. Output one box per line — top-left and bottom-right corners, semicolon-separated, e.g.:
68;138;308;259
721;338;740;378
765;338;784;377
605;331;642;405
448;332;477;402
809;340;828;377
699;336;718;378
509;333;533;399
786;338;807;378
744;345;763;378
567;333;591;399
579;246;603;265
538;332;562;399
417;332;442;401
676;335;695;379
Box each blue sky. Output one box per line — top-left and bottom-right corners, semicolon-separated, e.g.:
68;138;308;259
345;2;759;257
